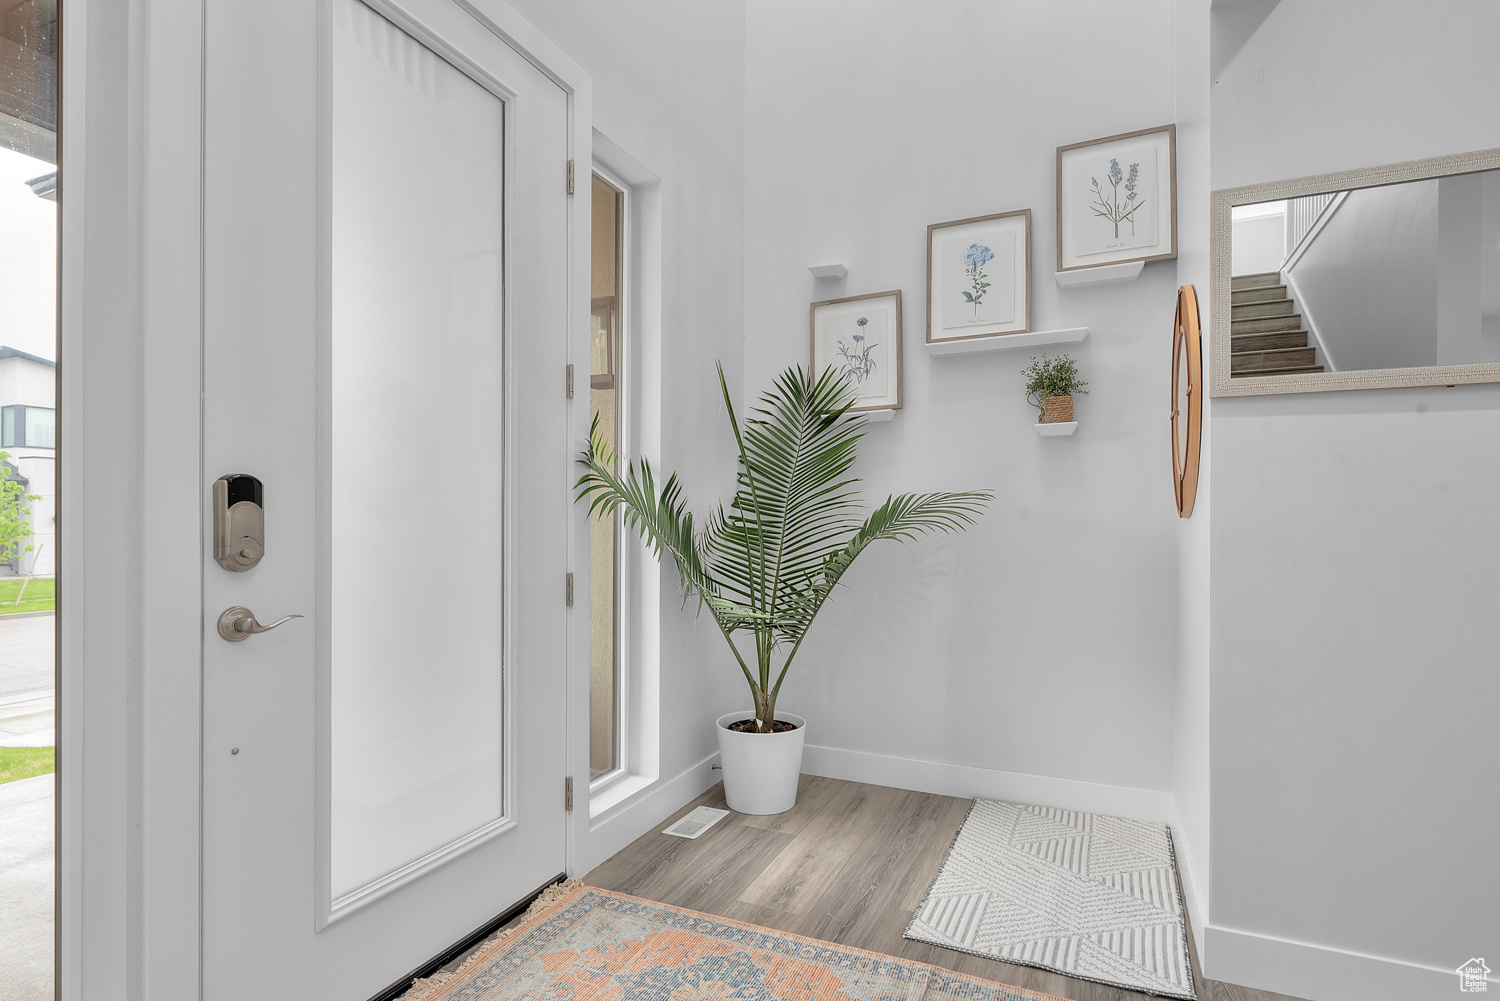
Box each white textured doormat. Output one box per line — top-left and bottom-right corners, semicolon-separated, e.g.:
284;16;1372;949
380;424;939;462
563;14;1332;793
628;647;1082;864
905;799;1195;999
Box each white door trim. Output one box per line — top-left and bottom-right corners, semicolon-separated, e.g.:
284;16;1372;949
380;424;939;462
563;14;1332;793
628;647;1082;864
60;0;591;994
458;0;597;889
60;0;207;997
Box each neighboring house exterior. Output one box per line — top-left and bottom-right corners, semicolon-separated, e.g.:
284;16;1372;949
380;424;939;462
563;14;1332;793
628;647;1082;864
0;345;55;574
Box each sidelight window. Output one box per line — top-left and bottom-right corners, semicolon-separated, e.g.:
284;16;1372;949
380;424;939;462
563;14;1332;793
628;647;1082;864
589;171;625;780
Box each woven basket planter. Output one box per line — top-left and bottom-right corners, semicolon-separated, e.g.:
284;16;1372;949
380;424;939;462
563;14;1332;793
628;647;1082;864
1041;394;1075;423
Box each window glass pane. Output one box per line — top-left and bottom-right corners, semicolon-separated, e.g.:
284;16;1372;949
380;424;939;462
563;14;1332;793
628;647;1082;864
589;173;622;778
330;0;505;901
0;5;57;995
23;406;53;448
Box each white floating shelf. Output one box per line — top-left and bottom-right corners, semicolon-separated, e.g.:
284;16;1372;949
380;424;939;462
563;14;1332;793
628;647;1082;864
925;326;1088;356
1054;260;1145;288
808;263;848;281
1035;421;1078;437
861;408;896;422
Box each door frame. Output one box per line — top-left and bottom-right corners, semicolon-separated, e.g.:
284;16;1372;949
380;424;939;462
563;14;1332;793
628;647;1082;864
59;0;592;995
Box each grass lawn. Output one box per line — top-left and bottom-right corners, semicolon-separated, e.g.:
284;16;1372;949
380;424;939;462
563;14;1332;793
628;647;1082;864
0;576;54;615
0;746;54;785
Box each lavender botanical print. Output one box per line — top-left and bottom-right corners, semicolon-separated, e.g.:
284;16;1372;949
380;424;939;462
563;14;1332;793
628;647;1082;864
1071;144;1158;256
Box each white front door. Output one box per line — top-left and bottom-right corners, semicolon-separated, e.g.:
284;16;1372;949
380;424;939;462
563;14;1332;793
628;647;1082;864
200;0;571;995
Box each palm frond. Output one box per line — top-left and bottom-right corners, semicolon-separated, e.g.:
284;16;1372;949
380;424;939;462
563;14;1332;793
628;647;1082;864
706;364;870;637
574;366;992;732
574;414;714;609
768;490;994;688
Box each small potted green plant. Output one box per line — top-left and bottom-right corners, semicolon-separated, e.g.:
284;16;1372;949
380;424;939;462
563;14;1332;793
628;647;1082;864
1022;353;1088;424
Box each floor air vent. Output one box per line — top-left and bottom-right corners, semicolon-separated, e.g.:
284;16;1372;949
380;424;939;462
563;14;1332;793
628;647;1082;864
662;806;730;840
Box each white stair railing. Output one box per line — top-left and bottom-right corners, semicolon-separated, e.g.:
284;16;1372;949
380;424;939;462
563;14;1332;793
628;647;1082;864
1284;192;1337;257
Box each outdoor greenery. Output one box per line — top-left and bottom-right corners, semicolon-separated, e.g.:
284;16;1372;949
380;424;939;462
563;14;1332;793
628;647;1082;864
0;746;54;786
1022;353;1089;421
576;364;991;734
0;450;41;567
0;576;54;615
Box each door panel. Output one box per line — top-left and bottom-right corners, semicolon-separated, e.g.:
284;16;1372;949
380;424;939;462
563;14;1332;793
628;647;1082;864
202;0;569;995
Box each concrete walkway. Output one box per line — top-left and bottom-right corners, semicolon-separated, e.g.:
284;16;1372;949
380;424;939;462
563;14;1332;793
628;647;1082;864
0;614;53;700
0;774;53;1001
0;618;56;999
0;691;53;748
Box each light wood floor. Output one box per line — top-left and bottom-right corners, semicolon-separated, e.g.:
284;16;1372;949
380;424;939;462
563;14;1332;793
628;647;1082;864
584;775;1306;1001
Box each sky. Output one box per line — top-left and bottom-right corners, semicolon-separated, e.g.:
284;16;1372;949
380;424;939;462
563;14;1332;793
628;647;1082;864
0;145;57;362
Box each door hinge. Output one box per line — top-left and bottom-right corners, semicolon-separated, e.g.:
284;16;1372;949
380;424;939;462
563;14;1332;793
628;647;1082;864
566;159;575;195
566;572;574;606
566;363;574;399
564;775;574;812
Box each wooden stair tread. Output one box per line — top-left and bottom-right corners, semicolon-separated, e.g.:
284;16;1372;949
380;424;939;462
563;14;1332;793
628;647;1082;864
1227;276;1321;374
1231;300;1296;318
1231;346;1317;373
1230;271;1282;290
1230;285;1288;304
1231;330;1309;351
1231;365;1324;376
1232;314;1303;334
1233;346;1315;357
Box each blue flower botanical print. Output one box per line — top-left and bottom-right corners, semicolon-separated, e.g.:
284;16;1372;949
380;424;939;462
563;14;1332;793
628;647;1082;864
1089;157;1147;239
836;316;878;385
962;243;995;318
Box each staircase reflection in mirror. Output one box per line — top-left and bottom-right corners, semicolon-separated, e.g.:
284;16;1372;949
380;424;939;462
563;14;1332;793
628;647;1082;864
1213;148;1500;396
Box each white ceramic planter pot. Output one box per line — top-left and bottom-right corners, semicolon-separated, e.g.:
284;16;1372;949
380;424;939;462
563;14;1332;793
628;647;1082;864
715;711;806;815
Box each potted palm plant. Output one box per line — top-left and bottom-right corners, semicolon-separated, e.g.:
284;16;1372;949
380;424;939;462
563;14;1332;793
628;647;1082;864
575;365;990;815
1022;353;1088;424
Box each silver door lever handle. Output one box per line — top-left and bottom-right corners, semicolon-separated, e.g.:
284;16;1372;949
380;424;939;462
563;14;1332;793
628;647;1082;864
218;605;304;643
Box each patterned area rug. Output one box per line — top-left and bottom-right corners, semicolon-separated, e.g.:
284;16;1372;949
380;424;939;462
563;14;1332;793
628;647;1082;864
401;881;1065;1001
905;800;1195;999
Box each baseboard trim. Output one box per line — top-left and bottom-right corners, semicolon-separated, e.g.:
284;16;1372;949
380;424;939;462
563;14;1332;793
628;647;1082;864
1166;800;1208;953
585;750;721;872
799;744;1173;825
1203;922;1479;1001
576;741;1481;1001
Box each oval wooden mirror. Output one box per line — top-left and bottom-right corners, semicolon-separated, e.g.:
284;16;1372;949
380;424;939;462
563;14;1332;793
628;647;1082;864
1172;285;1203;518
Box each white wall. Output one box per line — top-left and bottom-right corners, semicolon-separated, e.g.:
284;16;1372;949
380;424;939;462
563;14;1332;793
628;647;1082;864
1229;211;1284;275
1208;1;1500;997
1434;174;1484;366
0;352;54;406
745;1;1183;813
1169;0;1212;944
1484;170;1500;361
11;454;52;573
0;146;58;362
499;0;750;870
0;356;57;572
1290;182;1438;372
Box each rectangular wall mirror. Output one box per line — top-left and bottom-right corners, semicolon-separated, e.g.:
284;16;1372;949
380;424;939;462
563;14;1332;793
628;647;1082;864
1211;147;1500;396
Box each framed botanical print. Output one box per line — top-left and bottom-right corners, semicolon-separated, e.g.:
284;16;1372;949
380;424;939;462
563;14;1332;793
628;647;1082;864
1056;124;1177;272
926;209;1031;346
810;289;903;413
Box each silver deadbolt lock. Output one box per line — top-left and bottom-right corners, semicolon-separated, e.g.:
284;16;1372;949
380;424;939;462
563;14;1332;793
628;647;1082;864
213;473;265;572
